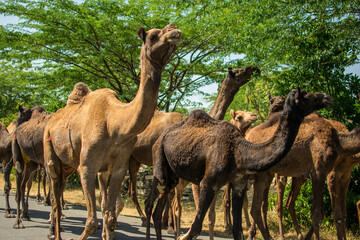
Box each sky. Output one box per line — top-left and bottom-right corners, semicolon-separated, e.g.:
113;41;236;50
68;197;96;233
1;14;359;109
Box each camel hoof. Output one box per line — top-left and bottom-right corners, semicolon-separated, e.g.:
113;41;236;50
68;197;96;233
62;204;69;210
47;233;55;240
4;212;15;218
97;222;101;229
21;215;31;221
43;200;51;206
167;226;175;234
13;222;25;229
225;227;233;237
61;214;66;219
142;221;153;227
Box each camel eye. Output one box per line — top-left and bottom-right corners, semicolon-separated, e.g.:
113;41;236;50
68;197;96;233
149;34;157;41
237;116;243;121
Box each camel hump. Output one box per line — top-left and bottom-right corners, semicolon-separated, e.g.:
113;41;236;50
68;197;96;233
67;82;92;105
185;110;217;126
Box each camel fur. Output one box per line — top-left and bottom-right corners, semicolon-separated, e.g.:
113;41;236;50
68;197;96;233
145;88;333;240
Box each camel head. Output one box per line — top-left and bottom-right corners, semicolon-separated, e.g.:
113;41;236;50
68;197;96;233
230;109;257;133
137;23;181;69
16;105;47;126
268;95;285;114
283;87;333;119
16;105;33;126
228;66;260;85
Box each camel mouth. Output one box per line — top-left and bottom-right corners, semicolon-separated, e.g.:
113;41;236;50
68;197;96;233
323;96;334;107
166;30;182;45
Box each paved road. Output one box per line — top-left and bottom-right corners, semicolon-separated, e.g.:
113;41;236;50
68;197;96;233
0;190;231;239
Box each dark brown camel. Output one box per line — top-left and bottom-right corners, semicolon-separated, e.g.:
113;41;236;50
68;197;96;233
1;108;35;219
1;121;15;218
44;24;181;240
145;88;333;240
12;105;53;229
246;100;360;240
127;66;259;232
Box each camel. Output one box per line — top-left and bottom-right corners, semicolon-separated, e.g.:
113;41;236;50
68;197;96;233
251;95;360;240
1;109;35;219
246;98;360;240
145;87;333;240
1;121;14;218
170;67;260;239
126;66;259;229
11;105;53;229
222;95;285;234
43;23;181;240
172;108;258;240
222;109;258;234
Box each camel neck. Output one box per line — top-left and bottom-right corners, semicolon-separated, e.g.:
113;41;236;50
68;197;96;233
125;57;163;134
235;110;303;172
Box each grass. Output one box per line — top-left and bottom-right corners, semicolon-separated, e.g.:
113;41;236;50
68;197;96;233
1;172;359;239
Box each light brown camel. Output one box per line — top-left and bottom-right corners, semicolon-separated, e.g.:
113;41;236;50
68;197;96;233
145;88;333;240
126;66;259;229
222;95;286;235
43;23;181;240
246;100;360;240
251;96;360;240
12;105;53;229
222;109;258;235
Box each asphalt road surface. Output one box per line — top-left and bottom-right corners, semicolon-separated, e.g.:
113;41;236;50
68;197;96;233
0;190;232;239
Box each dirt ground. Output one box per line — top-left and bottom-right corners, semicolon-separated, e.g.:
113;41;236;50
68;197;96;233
1;171;359;239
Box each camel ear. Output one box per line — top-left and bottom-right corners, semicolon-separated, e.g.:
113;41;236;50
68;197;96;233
137;26;147;43
230;109;235;119
19;105;24;113
295;86;302;104
268;94;272;101
228;67;235;78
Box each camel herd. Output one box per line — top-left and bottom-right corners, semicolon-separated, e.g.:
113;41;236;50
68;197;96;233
1;23;360;240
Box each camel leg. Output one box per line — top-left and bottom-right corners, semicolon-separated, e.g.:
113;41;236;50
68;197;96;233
223;183;232;235
305;175;326;240
154;190;171;239
191;182;219;240
35;165;42;202
145;177;161;240
243;191;251;228
249;172;273;240
357;200;360;231
77;167;98;240
22;166;37;221
163;191;173;231
327;163;353;240
4;159;14;218
43;170;51;206
285;177;307;240
232;179;248;240
128;158;147;225
102;158;130;240
178;178;217;240
208;191;218;240
275;174;287;240
173;180;187;239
